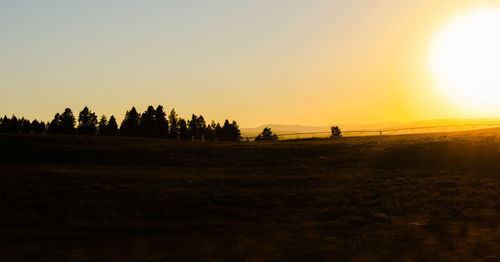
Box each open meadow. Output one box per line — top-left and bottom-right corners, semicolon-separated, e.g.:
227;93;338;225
2;131;500;261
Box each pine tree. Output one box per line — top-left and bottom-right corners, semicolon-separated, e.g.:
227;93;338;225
9;115;20;133
196;115;206;140
230;120;242;141
215;123;222;141
120;107;140;136
168;108;179;138
188;114;197;140
31;120;46;134
60;108;76;134
2;115;19;133
220;120;241;141
204;120;217;141
178;118;190;140
48;113;62;134
19;118;32;134
78;107;97;135
154;105;168;138
98;115;108;135
139;106;155;137
107;116;119;136
0;116;7;133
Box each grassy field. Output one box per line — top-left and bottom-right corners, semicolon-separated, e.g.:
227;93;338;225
2;131;500;261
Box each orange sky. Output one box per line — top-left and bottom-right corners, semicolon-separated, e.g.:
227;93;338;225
1;0;499;127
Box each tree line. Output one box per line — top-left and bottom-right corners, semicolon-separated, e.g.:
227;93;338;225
0;105;242;141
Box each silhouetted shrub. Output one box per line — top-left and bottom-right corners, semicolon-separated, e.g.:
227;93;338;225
331;125;342;137
255;127;279;141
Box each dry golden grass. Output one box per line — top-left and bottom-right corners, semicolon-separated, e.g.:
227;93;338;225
2;130;500;261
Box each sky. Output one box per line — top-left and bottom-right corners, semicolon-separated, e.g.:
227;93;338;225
1;0;499;127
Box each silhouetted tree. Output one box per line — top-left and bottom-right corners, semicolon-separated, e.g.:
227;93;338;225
1;106;243;142
221;120;231;140
154;105;168;138
231;121;242;141
78;107;97;135
178;118;190;140
188;114;198;140
0;116;44;134
19;118;32;134
220;120;241;141
331;125;342;137
10;116;19;133
48;109;75;134
215;123;222;140
48;113;62;134
196;115;206;140
29;119;38;133
0;115;15;133
98;115;108;135
31;120;46;134
107;116;119;136
60;108;76;134
0;116;6;133
204;120;217;141
168;108;179;138
255;127;279;141
1;115;20;133
140;106;156;137
120;107;140;136
40;121;47;134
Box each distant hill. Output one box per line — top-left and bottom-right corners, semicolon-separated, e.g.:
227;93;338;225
241;124;330;137
241;118;500;137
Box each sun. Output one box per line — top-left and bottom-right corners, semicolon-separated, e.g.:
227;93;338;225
429;7;500;114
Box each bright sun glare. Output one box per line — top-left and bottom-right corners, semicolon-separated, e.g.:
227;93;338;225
430;7;500;114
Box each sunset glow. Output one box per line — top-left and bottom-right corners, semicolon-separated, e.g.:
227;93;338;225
2;1;500;126
430;7;500;114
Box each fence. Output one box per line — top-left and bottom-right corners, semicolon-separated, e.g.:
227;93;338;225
243;123;500;141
